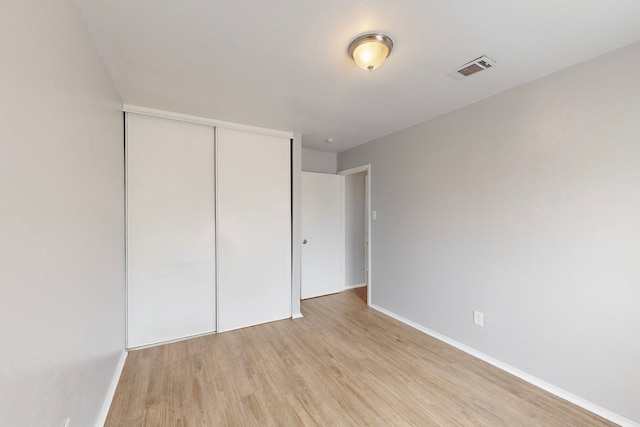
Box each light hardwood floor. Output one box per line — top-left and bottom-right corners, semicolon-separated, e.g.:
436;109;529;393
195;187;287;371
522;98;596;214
106;287;617;426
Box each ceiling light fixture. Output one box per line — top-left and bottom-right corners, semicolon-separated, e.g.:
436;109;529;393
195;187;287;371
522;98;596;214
348;33;394;71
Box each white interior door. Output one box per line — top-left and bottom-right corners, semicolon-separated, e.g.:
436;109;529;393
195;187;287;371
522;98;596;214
301;172;344;299
126;113;216;348
216;127;291;332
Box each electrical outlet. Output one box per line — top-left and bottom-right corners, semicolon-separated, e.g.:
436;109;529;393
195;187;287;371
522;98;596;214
372;211;377;220
473;310;484;327
63;417;70;427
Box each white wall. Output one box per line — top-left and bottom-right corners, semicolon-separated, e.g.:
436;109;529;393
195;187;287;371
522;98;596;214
338;41;640;424
302;148;337;173
345;173;366;287
0;1;125;426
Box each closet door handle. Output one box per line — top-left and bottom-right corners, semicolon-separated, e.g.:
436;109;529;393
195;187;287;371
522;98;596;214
302;239;308;244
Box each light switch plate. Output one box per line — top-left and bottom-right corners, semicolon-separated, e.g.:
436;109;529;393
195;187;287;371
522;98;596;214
473;310;484;327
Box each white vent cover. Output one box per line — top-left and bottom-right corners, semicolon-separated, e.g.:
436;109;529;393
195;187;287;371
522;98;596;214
449;55;496;80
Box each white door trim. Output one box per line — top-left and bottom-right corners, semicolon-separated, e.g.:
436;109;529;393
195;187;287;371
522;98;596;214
123;104;294;139
338;164;372;307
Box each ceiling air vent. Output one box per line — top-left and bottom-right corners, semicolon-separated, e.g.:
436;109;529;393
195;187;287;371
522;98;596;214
449;55;496;80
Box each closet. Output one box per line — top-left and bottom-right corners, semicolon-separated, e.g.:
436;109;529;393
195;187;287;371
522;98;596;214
216;127;292;332
126;112;291;348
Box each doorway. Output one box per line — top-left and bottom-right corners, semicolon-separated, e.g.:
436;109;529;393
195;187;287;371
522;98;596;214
338;165;371;306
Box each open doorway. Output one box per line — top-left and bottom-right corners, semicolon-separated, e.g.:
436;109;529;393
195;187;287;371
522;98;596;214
339;165;371;306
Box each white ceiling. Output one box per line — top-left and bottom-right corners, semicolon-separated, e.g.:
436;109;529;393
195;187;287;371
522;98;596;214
74;0;640;153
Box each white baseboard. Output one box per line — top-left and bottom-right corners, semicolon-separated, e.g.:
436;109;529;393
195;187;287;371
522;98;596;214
96;350;128;427
345;283;366;289
369;304;638;427
292;312;304;319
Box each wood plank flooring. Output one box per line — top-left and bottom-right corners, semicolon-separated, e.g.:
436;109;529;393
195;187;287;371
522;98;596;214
105;287;617;426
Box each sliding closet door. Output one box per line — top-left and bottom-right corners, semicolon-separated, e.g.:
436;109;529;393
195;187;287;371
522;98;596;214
216;128;291;332
127;113;216;348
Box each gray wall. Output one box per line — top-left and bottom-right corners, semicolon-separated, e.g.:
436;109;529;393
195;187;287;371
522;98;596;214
0;1;125;426
338;42;640;423
302;148;337;173
345;173;366;287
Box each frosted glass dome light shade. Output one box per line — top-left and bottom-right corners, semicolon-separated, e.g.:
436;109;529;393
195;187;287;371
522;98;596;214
348;33;394;71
